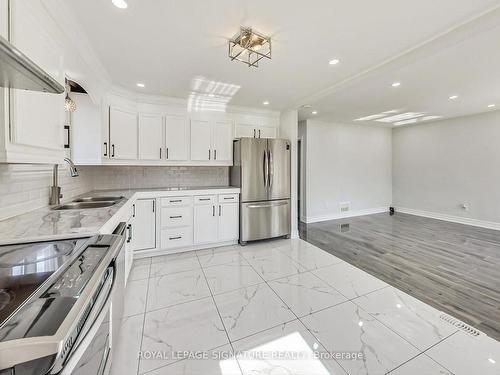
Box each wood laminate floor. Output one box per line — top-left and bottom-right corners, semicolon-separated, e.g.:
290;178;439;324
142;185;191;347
299;212;500;341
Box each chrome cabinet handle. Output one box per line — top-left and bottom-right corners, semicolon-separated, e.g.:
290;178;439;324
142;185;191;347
166;147;169;159
214;149;217;160
133;204;136;217
170;215;182;219
258;129;261;138
104;142;108;157
160;148;162;159
111;144;115;158
126;224;132;243
170;199;182;203
208;149;211;160
152;200;155;213
199;198;211;201
223;197;234;200
212;205;215;216
169;236;182;240
219;205;221;216
253;129;256;138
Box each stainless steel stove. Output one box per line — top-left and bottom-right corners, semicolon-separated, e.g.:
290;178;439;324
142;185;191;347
0;229;126;375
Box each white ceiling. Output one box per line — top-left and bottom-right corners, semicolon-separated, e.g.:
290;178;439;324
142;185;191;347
67;0;500;124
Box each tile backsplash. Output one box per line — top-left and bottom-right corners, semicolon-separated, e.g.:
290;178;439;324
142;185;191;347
90;166;229;190
0;164;93;220
0;165;229;220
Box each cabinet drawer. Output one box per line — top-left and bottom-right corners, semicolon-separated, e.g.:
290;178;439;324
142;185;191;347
161;196;192;207
161;206;192;228
161;227;193;249
194;195;217;205
218;193;239;203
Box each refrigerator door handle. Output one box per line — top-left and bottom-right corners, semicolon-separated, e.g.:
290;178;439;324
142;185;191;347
247;201;288;209
268;150;274;188
263;150;268;187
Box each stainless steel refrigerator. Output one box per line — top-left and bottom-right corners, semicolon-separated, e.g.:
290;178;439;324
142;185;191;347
231;138;291;244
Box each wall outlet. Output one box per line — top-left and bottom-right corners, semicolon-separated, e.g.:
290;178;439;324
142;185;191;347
340;202;350;213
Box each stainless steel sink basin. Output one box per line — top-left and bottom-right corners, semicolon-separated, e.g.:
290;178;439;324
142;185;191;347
72;196;123;203
53;201;117;210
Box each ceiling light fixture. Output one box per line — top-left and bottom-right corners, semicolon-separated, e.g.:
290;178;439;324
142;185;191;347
136;82;145;88
329;58;340;65
302;104;312;109
263;101;269;105
229;27;271;68
488;104;496;108
449;95;459;100
392;82;401;87
488;358;496;364
64;82;76;112
312;111;318;115
112;0;128;9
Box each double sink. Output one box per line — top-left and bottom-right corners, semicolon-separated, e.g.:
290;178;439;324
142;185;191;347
53;196;124;210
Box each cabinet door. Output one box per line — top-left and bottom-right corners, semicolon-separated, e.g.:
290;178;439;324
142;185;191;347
132;199;156;251
165;115;189;161
235;124;257;138
109;107;138;160
8;0;65;156
138;113;163;160
194;204;218;244
258;126;277;139
218;203;239;242
190;119;212;161
213;121;233;162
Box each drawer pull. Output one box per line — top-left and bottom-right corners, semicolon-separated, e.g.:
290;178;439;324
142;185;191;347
199;198;211;201
223;197;235;200
170;215;182;219
169;236;182;240
170;199;182;203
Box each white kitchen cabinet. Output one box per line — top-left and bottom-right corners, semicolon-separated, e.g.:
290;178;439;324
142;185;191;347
218;202;239;241
139;113;162;160
0;0;65;164
132;199;156;252
193;195;219;244
213;120;233;162
165;115;189;161
190;119;212;161
109;106;138;160
191;119;233;163
234;123;277;139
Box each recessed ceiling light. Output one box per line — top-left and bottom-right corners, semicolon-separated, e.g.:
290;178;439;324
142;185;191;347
449;95;459;100
488;358;496;364
488;104;496;108
112;0;128;9
329;58;340;65
392;82;401;87
312;111;318;115
136;83;145;88
263;101;269;105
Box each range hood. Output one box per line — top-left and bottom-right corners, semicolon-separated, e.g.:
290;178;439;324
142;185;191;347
0;34;64;94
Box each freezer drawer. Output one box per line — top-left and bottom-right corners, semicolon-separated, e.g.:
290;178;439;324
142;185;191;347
240;199;290;242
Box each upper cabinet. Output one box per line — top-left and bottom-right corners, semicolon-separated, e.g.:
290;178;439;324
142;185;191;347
139;113;162;160
70;93;278;166
109;107;138;160
164;115;189;161
0;0;65;164
190;118;233;165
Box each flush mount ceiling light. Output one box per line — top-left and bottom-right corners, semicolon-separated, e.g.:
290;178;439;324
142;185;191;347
449;95;459;100
136;82;145;88
392;82;401;87
312;111;318;115
488;104;496;108
229;27;271;68
329;58;340;65
112;0;128;9
263;101;269;105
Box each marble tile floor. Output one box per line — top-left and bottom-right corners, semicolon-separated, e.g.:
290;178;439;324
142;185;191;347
110;239;500;375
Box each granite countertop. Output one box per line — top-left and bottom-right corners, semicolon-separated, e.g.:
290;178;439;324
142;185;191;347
0;186;239;245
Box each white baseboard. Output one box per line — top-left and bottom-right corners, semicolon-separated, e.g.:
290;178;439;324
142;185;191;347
133;240;239;259
395;207;500;231
304;207;388;224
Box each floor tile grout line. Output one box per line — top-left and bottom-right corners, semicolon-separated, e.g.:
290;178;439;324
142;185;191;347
136;257;153;375
242;252;351;374
194;251;244;374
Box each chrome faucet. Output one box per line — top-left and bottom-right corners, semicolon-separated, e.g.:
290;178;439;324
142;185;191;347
49;158;79;205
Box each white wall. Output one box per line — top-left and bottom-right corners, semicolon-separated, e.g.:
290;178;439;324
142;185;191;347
303;120;392;223
279;109;299;238
393;110;500;226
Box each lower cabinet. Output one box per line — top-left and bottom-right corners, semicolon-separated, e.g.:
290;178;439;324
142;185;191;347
159;193;239;252
132;199;156;252
194;194;239;245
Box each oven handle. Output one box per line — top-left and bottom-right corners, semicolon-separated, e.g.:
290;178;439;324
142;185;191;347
59;266;115;375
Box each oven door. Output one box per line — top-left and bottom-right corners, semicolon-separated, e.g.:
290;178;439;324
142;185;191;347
60;267;114;375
